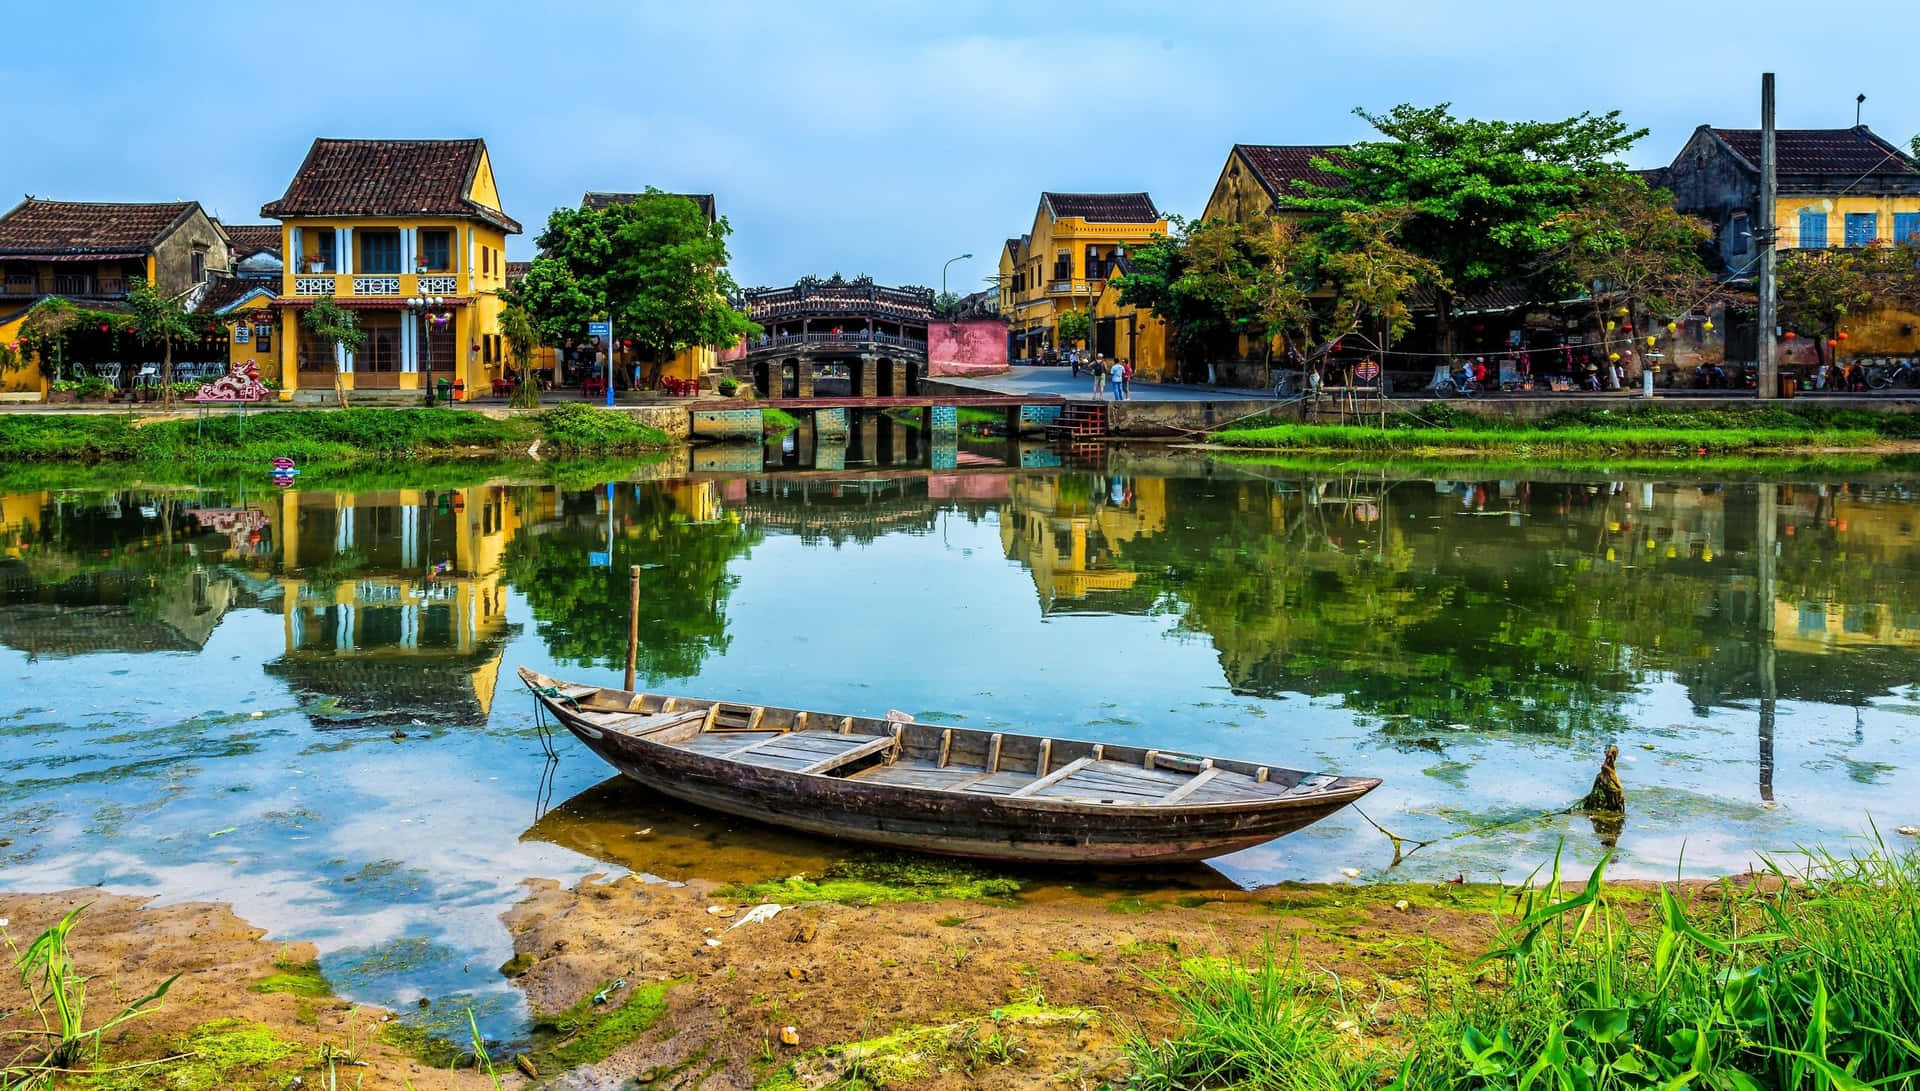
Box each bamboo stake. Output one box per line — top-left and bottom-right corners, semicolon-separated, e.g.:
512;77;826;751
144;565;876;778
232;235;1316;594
623;564;640;692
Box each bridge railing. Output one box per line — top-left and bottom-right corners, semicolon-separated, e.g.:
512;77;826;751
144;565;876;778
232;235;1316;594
746;331;929;354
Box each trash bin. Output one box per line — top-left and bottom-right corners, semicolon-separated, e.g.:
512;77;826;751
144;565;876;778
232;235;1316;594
452;379;465;403
436;377;452;405
1778;374;1796;399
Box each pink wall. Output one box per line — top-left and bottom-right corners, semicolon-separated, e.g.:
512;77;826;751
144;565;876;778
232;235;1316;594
928;317;1009;377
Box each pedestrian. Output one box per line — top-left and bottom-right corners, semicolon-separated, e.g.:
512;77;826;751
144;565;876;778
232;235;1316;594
1093;357;1107;397
1070;347;1081;378
1110;358;1127;401
1119;358;1132;400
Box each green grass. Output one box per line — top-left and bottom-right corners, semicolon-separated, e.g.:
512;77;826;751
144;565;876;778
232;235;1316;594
248;953;330;998
721;855;1022;906
1128;841;1920;1091
762;407;801;435
0;405;672;468
1206;402;1920;456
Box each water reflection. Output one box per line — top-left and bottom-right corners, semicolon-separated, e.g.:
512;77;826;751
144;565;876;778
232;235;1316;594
5;464;1920;1041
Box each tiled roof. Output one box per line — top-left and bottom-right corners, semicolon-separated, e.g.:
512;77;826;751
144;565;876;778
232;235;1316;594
581;191;717;220
194;276;275;314
505;260;530;285
1634;166;1672;190
220;223;282;258
1042;192;1160;224
260;139;521;233
1237;145;1348;200
0;199;196;258
1706;127;1919;178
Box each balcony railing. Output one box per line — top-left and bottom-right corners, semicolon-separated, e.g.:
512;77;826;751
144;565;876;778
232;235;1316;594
2;275;35;296
39;274;129;296
291;272;463;298
748;331;927;354
354;275;401;296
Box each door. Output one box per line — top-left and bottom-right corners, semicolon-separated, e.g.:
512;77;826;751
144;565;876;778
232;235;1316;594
1893;213;1920;246
1095;317;1117;359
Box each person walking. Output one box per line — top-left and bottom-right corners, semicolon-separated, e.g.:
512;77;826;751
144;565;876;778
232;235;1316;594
1092;356;1107;397
1119;358;1132;401
1110;358;1127;401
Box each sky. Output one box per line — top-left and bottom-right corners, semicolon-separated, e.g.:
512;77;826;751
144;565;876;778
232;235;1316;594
3;0;1915;294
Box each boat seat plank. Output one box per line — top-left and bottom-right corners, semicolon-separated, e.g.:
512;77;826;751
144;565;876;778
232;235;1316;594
676;731;784;756
1030;776;1170;804
798;733;898;775
958;770;1038;797
1156;766;1222;805
1008;756;1094;798
848;762;998;790
1282;774;1341;797
585;709;708;737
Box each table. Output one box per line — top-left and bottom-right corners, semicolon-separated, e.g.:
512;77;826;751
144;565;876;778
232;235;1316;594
491;377;515;397
581;378;606;398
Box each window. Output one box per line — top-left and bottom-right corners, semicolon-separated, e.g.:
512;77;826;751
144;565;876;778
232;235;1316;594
254;322;272;353
418;229;453;271
307;228;336;272
482;247;490;276
359;230;401;274
1053;252;1070;281
1844;212;1879;247
1896;213;1920;245
190;246;207;284
1798;212;1828;249
1727;211;1750;256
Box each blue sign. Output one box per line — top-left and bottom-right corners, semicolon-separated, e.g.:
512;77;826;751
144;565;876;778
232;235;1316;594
587;321;612;338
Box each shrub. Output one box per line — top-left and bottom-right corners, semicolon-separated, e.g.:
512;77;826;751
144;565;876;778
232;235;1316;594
537;403;670;452
716;377;739;396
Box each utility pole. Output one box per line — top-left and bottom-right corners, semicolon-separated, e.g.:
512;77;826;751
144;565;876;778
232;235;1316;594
1757;72;1779;400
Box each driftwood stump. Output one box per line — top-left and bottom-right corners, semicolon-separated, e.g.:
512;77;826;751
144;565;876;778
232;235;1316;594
1580;744;1625;846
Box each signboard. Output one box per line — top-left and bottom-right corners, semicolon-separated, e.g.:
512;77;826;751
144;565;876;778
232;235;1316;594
588;551;611;567
586;321;612;338
1354;361;1380;383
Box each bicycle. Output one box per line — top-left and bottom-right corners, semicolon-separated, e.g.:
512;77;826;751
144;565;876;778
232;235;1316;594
1429;373;1481;398
1865;361;1919;390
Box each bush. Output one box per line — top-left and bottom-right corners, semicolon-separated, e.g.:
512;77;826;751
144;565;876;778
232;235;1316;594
537;403;671;452
716;377;739;396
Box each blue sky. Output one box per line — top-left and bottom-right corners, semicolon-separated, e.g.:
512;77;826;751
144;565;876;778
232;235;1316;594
3;0;1913;292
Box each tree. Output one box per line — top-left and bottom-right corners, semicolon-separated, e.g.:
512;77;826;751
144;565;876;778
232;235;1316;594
1316;206;1448;357
299;295;366;384
1055;308;1091;349
126;278;194;407
509;190;760;387
932;291;963;319
499;300;541;408
1288;104;1645;349
1543;175;1717;366
1116;214;1319;379
1778;244;1919;363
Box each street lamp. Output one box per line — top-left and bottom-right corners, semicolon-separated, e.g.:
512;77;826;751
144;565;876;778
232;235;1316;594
407;296;445;396
941;253;973;300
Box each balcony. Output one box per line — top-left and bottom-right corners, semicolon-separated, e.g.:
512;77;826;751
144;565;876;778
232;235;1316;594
5;274;129;297
2;275;35;297
290;272;462;299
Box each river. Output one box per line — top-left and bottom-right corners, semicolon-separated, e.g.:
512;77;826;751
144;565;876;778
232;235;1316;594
3;448;1916;1040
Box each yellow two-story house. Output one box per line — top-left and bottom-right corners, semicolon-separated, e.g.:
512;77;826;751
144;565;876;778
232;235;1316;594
260;138;521;399
998;193;1170;379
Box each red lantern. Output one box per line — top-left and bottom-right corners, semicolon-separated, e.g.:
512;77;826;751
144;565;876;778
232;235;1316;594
99;323;109;332
1622;324;1633;332
1827;338;1839;348
1784;331;1795;340
1838;331;1848;341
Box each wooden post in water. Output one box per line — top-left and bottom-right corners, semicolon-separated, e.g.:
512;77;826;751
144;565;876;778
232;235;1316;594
623;564;641;692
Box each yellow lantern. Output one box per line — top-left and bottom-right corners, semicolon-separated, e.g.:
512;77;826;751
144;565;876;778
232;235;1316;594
1609;352;1621;362
1606;547;1616;561
1616;306;1630;316
1703;319;1715;332
1646;335;1656;347
1666;321;1678;333
1606;320;1617;331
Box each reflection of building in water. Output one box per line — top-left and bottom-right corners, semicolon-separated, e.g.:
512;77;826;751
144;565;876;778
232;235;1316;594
733;477;948;546
259;487;523;727
0;491;242;656
998;474;1166;612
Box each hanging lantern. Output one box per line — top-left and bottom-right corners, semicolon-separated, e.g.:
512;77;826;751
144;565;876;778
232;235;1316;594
1606;320;1616;331
99;322;110;333
1646;335;1657;347
1666;321;1678;333
1608;352;1621;362
1827;338;1839;348
1837;331;1849;341
1703;320;1715;332
1616;306;1630;316
1784;331;1795;340
1623;323;1633;332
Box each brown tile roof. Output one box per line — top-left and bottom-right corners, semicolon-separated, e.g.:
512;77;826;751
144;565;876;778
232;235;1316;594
1706;126;1919;179
1042;192;1160;224
260;139;521;233
505;260;530;286
1237;145;1348;201
220;223;282;258
194;275;276;314
581;191;717;220
0;199;197;259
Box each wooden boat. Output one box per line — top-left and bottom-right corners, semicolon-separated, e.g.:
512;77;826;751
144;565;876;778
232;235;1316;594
519;667;1380;865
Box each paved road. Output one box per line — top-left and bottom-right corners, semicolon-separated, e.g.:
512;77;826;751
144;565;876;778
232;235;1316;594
932;366;1277;403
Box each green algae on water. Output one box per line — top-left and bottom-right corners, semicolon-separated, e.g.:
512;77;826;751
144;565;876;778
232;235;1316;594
87;1019;300;1091
723;855;1021;906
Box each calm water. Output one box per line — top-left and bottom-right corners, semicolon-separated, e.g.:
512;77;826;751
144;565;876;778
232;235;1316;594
4;448;1919;1039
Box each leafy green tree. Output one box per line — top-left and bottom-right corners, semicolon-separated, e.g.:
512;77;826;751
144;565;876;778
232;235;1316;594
1117;214;1319;376
509;190;760;387
299;295;366;371
1779;248;1883;363
1287;104;1645;348
933;290;963;319
500;300;541;408
1055;308;1091;349
1316;206;1447;356
1544;175;1716;364
126;278;194;406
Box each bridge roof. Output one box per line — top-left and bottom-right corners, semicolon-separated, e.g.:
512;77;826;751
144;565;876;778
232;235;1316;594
739;273;934;323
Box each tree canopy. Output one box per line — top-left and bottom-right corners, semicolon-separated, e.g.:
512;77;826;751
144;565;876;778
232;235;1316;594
508;190;759;377
126;278;196;405
1287;104;1645;301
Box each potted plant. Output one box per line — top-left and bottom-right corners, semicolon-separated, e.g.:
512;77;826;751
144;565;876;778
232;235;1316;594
75;376;112;402
47;379;79;404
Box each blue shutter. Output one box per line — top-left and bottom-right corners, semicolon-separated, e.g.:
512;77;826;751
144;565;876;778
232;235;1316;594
1844;212;1879;247
1798;212;1828;249
1894;213;1920;245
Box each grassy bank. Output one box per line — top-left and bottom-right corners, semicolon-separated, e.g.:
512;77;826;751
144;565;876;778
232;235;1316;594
1207;403;1920;456
1130;843;1920;1091
0;404;673;468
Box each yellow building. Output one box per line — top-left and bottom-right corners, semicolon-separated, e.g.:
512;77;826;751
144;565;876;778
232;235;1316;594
1201;144;1343;226
195;278;278;380
0;199;232;396
259;139;521;399
998;193;1171;379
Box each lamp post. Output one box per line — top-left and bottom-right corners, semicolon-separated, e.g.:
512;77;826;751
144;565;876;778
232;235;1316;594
407;295;445;400
941;253;973;301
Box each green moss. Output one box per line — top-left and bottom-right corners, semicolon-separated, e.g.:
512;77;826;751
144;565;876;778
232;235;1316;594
498;951;535;978
935;914;967;927
1106;896;1161;915
88;1019;300;1091
722;856;1022;906
762;407;802;435
377;1020;475;1069
248;965;330;998
763;996;1095;1089
528;978;679;1070
1048;951;1098;964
